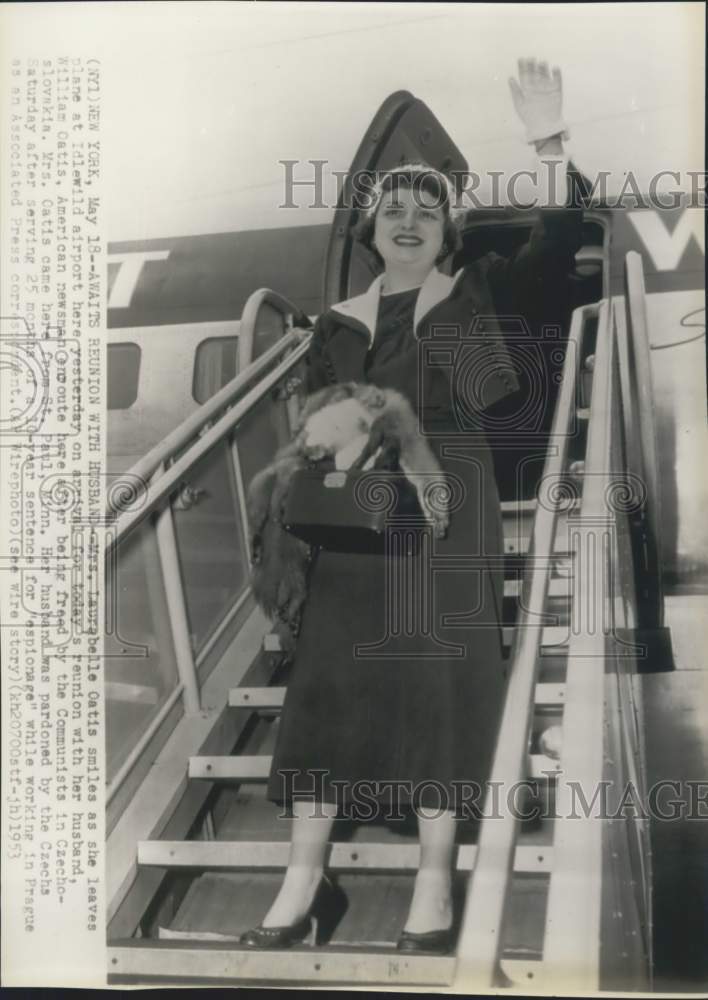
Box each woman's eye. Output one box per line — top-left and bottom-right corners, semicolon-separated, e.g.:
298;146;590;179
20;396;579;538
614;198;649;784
420;210;439;221
384;207;402;217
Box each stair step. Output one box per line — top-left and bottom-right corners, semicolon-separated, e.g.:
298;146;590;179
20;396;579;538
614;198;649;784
512;625;568;647
500;499;581;514
137;840;554;874
189;754;561;783
107;943;455;985
504;577;572;599
504;537;572;555
500;957;544;986
262;625;569;656
501;500;539;513
230;682;566;711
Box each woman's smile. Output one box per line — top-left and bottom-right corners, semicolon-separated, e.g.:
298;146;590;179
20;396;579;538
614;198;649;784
393;234;424;246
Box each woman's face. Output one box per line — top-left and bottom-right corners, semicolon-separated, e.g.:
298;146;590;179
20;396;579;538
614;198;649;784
373;184;446;274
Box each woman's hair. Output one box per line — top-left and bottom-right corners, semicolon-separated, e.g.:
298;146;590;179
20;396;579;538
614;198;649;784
351;164;463;268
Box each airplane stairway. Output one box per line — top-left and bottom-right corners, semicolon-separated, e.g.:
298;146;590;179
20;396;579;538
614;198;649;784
107;269;660;990
108;501;573;988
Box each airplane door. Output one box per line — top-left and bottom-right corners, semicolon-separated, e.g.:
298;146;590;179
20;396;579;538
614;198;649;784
322;91;469;308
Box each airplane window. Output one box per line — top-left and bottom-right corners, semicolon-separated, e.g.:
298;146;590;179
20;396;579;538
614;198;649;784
107;342;141;410
193;336;239;404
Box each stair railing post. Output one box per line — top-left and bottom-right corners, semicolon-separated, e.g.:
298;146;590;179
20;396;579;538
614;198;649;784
153;462;201;714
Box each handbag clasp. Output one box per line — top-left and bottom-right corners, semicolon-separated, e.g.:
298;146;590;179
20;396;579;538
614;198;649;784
323;471;347;488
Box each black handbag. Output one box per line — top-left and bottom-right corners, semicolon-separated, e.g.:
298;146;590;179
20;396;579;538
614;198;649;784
282;465;428;555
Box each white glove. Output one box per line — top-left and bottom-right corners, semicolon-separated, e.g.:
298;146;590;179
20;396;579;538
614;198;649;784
509;58;569;144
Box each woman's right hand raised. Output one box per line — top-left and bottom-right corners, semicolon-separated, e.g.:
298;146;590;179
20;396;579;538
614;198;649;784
508;57;568;146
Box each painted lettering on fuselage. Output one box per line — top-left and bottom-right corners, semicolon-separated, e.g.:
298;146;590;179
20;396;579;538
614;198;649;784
108;250;171;308
626;208;704;270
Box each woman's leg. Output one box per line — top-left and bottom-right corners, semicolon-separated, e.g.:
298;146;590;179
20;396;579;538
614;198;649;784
261;799;338;926
404;806;456;933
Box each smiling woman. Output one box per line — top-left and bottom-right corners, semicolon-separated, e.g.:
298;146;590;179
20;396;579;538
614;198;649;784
238;59;591;955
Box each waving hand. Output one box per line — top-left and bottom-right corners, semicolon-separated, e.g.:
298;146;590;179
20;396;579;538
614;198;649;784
509;58;569;145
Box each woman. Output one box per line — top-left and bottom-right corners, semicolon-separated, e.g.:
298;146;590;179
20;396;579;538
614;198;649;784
241;58;583;953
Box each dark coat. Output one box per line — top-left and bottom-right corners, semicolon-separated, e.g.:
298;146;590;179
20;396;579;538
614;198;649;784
266;170;586;812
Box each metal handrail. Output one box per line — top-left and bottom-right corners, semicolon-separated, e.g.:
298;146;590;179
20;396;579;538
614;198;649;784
112;328;310;500
238;287;311;371
107;336;312;551
542;293;652;987
622;250;663;626
455;301;596;987
105;290;312;802
624;253;660;518
540;300;614;988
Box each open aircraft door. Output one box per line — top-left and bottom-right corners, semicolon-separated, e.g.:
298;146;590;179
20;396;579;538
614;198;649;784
323;90;469;307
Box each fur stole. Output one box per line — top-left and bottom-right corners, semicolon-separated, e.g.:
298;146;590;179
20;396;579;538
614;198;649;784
246;382;449;652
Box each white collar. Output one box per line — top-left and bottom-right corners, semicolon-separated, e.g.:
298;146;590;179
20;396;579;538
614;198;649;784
329;267;465;343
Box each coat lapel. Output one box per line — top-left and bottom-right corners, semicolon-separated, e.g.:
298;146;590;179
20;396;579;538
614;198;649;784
329;268;466;344
328;275;383;342
413;267;465;332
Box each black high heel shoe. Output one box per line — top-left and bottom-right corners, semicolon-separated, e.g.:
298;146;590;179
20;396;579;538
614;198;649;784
239;875;348;949
396;925;455;955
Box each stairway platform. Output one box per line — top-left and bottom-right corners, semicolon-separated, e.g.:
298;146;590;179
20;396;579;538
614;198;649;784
110;867;548;985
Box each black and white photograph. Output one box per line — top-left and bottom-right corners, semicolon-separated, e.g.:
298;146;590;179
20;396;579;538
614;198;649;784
0;1;706;992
